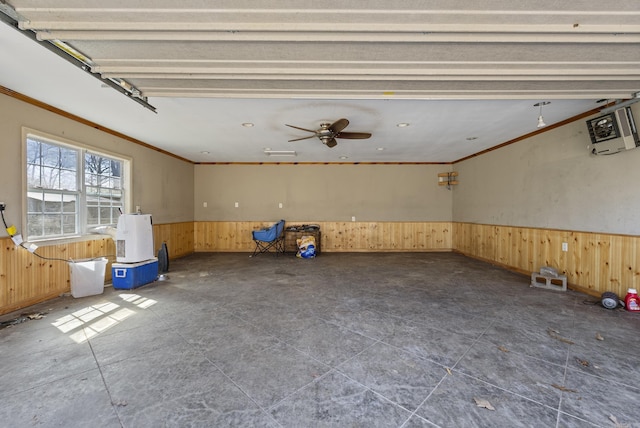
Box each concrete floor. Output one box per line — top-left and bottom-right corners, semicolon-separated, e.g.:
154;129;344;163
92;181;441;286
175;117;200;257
1;252;639;427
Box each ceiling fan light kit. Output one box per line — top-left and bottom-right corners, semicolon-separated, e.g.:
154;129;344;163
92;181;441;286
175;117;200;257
534;101;551;128
286;118;372;149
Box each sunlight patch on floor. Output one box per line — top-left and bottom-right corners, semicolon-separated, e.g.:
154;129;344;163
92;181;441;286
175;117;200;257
50;294;158;343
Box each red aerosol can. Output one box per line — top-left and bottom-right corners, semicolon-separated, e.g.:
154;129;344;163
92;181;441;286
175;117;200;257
625;288;640;312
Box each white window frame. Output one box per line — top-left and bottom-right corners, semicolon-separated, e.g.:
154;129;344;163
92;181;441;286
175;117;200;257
22;128;132;242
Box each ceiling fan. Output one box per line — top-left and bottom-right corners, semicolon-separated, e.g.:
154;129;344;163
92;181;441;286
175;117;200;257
285;118;372;148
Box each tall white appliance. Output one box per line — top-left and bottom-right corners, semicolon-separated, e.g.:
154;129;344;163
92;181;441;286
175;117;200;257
115;214;154;263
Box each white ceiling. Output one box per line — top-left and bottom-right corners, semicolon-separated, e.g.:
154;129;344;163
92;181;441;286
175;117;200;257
1;1;639;163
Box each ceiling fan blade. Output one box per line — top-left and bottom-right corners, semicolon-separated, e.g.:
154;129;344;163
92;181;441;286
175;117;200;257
335;132;372;139
285;124;317;133
288;135;316;142
328;118;349;134
324;138;338;148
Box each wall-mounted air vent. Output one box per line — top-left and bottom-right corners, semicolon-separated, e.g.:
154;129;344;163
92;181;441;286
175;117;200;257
587;107;639;155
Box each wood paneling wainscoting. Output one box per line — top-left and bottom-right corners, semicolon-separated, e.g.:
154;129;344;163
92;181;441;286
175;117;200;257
194;221;452;252
1;222;195;315
453;222;640;298
5;220;637;314
321;222;451;252
153;222;195;259
0;236;115;315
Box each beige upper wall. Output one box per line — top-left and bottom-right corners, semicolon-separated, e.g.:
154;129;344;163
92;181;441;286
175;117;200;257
453;104;640;235
194;164;453;222
0;93;194;231
7;87;639;236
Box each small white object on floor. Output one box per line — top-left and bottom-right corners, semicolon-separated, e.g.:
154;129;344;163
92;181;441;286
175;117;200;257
473;397;495;411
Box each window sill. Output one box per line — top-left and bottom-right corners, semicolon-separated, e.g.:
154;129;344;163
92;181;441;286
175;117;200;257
27;233;115;247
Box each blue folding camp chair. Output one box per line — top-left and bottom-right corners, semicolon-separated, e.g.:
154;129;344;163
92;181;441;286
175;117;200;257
250;219;286;257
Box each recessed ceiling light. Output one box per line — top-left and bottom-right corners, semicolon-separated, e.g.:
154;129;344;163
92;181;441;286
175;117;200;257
242;122;254;127
396;123;410;127
376;147;385;151
200;151;210;154
339;156;348;160
466;137;478;141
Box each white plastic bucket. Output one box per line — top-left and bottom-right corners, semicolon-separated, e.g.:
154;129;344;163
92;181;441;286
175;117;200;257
69;257;108;298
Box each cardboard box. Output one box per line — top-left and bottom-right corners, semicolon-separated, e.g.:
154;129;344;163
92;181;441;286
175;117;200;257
112;258;158;290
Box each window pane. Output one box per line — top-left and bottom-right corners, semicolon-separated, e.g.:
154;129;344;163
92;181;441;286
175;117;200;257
27;191;44;212
63;194;76;213
85;154;100;175
27;214;43;237
43;214;61;236
111;160;121;178
44;196;62;213
100;157;111;173
87;206;99;225
40;166;60;189
41;143;60;167
26;138;40;162
63;214;76;234
99;207;111;225
59;169;77;191
85;172;96;186
26;164;41;188
61;149;77;169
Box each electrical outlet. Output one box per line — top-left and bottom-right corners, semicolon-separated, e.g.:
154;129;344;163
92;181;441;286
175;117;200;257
203;202;207;208
278;202;283;209
0;202;5;211
234;202;239;208
351;216;356;222
562;242;568;252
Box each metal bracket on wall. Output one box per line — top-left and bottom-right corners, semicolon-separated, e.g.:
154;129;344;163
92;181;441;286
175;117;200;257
438;171;459;189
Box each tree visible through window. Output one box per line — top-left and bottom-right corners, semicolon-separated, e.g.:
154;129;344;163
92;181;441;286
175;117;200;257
25;134;127;240
85;153;123;227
